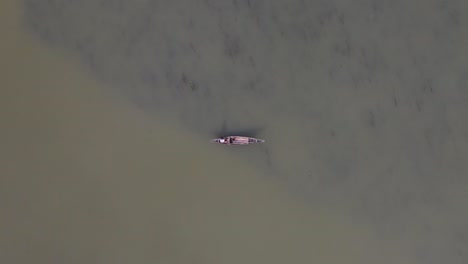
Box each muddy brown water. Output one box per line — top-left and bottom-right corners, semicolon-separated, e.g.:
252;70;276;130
2;0;468;263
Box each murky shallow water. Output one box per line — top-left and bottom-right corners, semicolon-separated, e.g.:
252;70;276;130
2;0;468;263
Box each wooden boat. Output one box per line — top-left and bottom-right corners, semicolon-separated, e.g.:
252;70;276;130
211;136;265;145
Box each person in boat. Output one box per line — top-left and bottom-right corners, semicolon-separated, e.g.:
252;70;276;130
219;137;235;144
219;137;230;144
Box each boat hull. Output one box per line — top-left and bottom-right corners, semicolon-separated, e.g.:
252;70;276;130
211;136;265;145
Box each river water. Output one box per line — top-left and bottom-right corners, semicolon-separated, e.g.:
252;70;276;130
2;0;468;263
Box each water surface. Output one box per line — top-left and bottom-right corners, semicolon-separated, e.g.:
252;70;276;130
2;0;468;263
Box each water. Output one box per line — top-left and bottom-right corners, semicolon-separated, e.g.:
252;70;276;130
2;0;468;263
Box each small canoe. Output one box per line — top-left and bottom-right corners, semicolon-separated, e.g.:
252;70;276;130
211;136;265;145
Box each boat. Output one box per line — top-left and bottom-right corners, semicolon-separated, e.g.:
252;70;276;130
211;136;265;145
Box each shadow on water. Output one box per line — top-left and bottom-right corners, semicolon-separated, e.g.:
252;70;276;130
212;120;265;139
